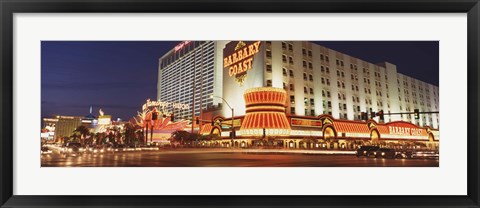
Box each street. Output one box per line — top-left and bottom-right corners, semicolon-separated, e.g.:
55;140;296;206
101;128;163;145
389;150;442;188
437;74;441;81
41;148;439;167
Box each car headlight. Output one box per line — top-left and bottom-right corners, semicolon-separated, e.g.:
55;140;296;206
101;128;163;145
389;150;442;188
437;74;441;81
68;148;73;152
381;152;385;156
374;152;377;155
363;151;367;154
100;149;104;153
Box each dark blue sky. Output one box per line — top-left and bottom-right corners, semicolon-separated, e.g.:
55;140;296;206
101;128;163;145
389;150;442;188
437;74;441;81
41;41;439;120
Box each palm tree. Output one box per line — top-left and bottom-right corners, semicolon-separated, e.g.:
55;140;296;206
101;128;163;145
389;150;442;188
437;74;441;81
73;125;90;145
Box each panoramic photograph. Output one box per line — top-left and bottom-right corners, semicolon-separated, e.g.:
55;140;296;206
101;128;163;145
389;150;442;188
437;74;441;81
41;41;440;167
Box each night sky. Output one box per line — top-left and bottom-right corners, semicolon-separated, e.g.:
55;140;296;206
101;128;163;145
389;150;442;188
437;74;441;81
41;41;439;120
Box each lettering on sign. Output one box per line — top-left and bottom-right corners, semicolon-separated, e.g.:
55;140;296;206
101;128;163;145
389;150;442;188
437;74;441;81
291;118;322;127
142;99;190;111
223;41;261;85
174;41;191;52
388;126;423;136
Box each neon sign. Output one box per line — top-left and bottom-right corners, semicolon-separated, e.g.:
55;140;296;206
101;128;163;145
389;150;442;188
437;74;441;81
388;126;423;136
142;99;190;111
224;41;261;77
174;41;191;52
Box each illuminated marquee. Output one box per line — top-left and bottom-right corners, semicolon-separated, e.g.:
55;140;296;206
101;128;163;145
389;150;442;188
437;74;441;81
223;41;261;85
389;126;424;136
142;99;190;111
291;118;323;127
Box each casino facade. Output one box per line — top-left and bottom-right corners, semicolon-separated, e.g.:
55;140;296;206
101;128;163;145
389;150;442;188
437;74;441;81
157;41;440;149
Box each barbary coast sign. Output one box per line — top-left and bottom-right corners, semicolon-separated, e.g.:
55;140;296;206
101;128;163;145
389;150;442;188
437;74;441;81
223;41;261;85
388;126;423;136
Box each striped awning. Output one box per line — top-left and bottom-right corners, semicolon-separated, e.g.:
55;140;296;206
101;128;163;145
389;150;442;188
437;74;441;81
333;121;370;134
376;125;390;134
200;123;214;135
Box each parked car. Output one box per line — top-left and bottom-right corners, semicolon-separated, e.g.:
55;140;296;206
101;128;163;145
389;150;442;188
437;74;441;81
374;148;396;159
394;150;414;159
91;145;105;154
356;146;380;157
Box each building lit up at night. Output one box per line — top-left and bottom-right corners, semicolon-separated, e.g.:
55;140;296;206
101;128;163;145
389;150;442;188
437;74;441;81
157;41;440;149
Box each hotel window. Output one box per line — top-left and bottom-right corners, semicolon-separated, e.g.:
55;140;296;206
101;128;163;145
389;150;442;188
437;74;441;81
303;61;307;68
311;109;315;115
303;73;307;81
336;59;340;65
309;74;313;81
302;48;307;56
342;82;345;88
322;90;326;97
266;79;272;87
321;66;325;72
289;70;294;77
289;57;294;64
304;87;308;94
266;50;272;58
351;74;354;80
351;85;355;90
310;88;314;94
337;70;340;76
337;81;341;88
357;106;361;111
364;78;367;83
305;109;309;115
350;64;353;69
343;104;347;110
290;95;295;104
283;82;287;90
325;56;329;62
356;86;359;91
326;79;330;85
344;113;348;119
290;107;295;114
288;44;293;51
368;89;371;94
321;78;325;84
266;64;272;72
328;101;332;107
327;91;331;97
342;94;346;100
282;68;287;76
357;97;360;102
338;93;342;99
326;67;330;73
308;62;313;69
308;50;312;57
320;54;324;60
310;98;314;106
282;42;287;49
282;55;287;63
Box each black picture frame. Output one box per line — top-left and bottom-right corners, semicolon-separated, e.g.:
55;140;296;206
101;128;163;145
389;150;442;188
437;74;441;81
1;0;479;207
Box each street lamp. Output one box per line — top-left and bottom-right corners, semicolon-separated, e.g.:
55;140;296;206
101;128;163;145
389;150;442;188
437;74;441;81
210;95;235;146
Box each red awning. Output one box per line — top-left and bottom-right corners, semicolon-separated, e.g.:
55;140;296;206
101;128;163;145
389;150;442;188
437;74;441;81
333;121;370;134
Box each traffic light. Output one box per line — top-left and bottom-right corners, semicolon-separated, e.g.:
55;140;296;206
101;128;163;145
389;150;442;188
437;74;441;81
414;109;420;119
360;112;368;120
151;112;158;120
195;117;199;124
371;111;376;118
170;113;174;122
376;110;384;121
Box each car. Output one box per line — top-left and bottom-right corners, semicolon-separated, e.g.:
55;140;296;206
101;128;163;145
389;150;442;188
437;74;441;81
356;146;380;157
91;145;106;154
394;150;414;159
41;146;52;154
411;151;439;159
374;148;396;159
61;142;84;156
113;144;127;152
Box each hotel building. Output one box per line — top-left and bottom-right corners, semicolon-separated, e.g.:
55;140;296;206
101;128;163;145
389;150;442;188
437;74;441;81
157;41;439;149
